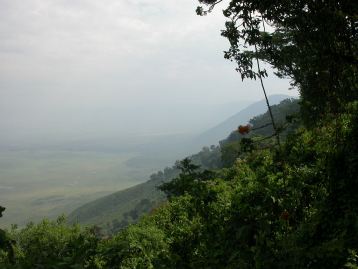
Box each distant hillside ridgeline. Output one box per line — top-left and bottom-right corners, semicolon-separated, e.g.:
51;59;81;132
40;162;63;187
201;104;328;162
68;97;300;233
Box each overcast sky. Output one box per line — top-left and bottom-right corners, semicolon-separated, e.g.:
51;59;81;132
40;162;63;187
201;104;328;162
0;0;298;145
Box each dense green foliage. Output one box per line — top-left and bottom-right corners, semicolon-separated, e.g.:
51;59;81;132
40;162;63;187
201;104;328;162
1;0;357;267
2;217;100;269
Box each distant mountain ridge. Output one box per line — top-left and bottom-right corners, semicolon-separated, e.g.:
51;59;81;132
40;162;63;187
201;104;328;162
195;94;292;147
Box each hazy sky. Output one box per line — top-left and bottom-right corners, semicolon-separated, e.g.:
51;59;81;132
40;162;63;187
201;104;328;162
0;0;298;144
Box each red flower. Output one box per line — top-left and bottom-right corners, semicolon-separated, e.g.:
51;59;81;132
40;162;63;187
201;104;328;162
238;125;251;135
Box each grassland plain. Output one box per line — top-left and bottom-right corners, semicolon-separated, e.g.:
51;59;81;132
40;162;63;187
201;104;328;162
0;150;156;227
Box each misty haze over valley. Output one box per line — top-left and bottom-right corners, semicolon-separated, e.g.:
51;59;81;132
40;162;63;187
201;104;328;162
0;1;297;226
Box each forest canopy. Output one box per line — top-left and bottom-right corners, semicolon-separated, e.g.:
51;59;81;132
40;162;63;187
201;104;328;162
197;0;357;123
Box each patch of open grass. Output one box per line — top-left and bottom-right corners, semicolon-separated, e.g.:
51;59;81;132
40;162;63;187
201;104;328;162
0;150;155;227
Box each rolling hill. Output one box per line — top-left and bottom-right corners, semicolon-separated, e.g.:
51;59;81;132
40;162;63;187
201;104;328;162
68;96;299;233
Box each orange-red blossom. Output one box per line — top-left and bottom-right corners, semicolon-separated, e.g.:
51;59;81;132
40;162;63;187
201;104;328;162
238;124;251;135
